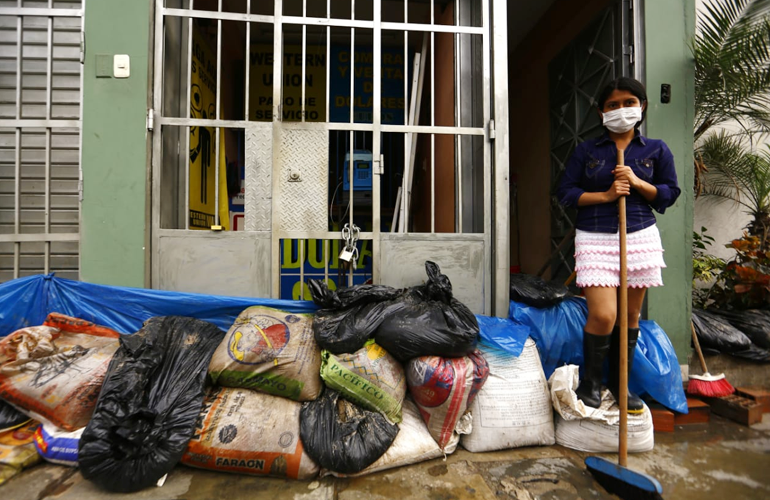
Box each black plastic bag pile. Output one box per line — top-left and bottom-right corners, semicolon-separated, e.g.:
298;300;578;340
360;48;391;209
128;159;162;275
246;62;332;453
691;309;770;362
299;388;399;474
78;316;225;492
509;273;570;308
309;261;479;362
0;399;28;430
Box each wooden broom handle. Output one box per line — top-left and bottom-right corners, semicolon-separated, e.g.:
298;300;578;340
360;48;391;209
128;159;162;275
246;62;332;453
618;149;629;467
691;321;709;374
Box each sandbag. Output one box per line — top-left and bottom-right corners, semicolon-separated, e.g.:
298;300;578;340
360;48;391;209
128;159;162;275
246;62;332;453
320;340;406;423
460;340;554;452
182;387;319;479
0;420;41;486
406;350;489;451
322;397;456;477
509;273;569;308
309;261;479;361
549;365;653;453
208;306;322;401
0;400;28;432
299;388;399;474
0;324;120;431
509;298;688;414
33;423;82;466
711;309;770;349
78;316;225;493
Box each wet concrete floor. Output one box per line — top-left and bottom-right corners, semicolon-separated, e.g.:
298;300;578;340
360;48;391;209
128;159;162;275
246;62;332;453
4;413;769;500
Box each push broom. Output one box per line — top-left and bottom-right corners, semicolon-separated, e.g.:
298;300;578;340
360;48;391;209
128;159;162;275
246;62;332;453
585;149;663;500
687;321;735;397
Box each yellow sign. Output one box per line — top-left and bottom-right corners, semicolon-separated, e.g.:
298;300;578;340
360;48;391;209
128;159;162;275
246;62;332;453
249;44;327;122
189;26;229;230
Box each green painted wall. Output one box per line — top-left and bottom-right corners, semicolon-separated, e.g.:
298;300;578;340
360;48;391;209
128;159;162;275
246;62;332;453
644;0;696;363
80;0;151;287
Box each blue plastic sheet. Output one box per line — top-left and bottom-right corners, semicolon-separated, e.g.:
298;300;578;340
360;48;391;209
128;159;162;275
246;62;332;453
0;274;317;336
509;298;687;414
476;314;530;358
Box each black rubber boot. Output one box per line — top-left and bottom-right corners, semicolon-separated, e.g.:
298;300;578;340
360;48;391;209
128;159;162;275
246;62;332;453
609;326;645;413
575;331;611;409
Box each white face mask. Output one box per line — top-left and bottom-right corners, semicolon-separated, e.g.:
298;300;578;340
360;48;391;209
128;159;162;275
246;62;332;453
601;106;643;133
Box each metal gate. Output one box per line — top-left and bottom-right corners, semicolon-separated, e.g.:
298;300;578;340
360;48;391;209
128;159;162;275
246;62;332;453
0;0;83;282
150;0;494;313
546;0;636;282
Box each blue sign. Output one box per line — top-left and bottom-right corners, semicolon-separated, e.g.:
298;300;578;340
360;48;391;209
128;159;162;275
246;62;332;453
329;46;413;124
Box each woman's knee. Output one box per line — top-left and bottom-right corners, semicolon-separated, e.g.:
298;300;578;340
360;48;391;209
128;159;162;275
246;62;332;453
586;310;616;334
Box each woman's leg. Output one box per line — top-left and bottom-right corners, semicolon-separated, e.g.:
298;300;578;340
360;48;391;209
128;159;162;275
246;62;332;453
575;286;617;408
584;286;618;334
608;287;648;413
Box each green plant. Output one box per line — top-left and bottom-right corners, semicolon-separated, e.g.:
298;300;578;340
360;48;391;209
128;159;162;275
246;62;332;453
692;227;726;308
700;137;770;247
692;0;770;194
693;227;726;284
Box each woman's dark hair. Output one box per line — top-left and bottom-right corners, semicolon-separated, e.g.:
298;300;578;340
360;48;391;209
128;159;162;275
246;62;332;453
596;77;648;126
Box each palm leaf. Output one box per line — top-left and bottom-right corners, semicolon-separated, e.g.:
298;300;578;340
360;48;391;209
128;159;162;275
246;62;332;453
692;0;770;140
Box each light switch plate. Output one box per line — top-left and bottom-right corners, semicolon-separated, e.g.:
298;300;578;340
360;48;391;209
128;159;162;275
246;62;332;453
113;54;130;78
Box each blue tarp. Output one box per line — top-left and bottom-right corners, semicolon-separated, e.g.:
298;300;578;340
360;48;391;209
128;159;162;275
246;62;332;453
476;315;530;358
509;297;687;414
0;274;318;335
0;275;685;413
0;276;515;352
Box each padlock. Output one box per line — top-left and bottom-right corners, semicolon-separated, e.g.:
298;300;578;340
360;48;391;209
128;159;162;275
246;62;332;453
339;247;354;262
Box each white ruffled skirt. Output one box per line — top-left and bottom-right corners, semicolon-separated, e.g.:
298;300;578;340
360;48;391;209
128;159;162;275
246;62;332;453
574;224;665;288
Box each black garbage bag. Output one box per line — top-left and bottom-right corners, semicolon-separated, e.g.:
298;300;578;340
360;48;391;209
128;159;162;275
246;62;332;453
78;316;225;493
692;309;770;362
309;280;402;354
509;273;570;308
374;261;479;362
309;261;479;361
711;309;770;350
0;399;29;430
300;388;398;474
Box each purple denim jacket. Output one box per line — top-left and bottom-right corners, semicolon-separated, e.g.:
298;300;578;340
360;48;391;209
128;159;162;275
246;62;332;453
557;132;681;233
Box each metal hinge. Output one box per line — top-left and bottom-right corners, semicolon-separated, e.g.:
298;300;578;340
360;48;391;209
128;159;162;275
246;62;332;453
373;154;384;175
78;170;83;202
624;44;635;65
80;31;85;64
488;119;496;140
147;108;154;131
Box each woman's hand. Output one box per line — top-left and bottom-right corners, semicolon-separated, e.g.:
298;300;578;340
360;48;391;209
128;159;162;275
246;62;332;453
605;178;630;201
612;165;641;190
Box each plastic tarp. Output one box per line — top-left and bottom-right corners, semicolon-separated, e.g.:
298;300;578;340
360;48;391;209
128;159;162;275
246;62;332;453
0;275;317;337
475;315;529;358
509;298;687;414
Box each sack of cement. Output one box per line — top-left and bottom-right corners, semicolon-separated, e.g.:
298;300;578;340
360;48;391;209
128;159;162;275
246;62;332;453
549;365;653;453
406;350;489;451
461;339;555;452
300;388;399;474
33;423;82;467
320;339;406;424
208;306;322;402
0;420;42;486
182;387;319;479
323;397;456;477
0;324;120;431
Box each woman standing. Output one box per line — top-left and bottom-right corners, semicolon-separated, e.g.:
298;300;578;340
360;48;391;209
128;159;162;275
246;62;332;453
557;77;681;413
